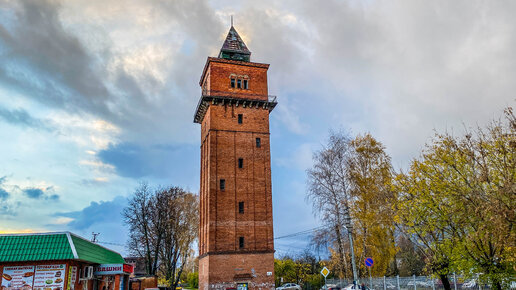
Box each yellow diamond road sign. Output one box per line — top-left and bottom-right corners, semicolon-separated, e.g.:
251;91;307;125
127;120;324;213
321;267;330;277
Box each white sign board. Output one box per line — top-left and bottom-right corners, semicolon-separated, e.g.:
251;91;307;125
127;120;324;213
94;264;125;276
33;264;66;289
320;267;330;278
1;265;35;290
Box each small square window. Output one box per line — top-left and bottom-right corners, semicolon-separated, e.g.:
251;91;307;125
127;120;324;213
239;236;244;248
238;114;243;124
237;79;242;89
231;78;235;88
243;80;248;89
238;158;243;168
220;179;225;191
238;201;244;214
256;138;261;148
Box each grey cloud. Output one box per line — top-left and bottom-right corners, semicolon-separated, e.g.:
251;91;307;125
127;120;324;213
97;142;198;185
0;0;167;135
23;188;44;199
0;106;56;131
0;201;20;217
56;196;127;230
0;0;111;115
0;0;227;146
0;188;8;200
0;176;9;200
22;187;59;200
259;0;516;166
52;196;129;253
80;179;108;187
49;194;59;200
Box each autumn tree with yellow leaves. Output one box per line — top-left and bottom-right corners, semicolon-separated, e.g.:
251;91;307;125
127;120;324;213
348;134;397;277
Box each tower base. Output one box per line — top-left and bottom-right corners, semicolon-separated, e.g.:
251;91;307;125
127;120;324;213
199;252;275;290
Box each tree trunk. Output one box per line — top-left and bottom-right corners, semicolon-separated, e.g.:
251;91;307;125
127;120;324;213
174;264;184;289
439;274;451;290
494;281;502;290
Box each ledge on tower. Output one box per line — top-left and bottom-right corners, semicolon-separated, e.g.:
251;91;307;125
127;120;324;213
193;94;277;124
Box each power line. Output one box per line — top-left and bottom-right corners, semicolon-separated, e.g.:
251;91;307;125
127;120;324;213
95;225;327;248
98;241;125;246
274;225;327;240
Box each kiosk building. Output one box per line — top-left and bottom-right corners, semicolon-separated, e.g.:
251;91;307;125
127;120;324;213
0;232;133;290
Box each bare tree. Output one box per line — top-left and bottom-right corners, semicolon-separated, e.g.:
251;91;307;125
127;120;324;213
159;188;199;289
123;182;160;275
123;182;199;284
306;130;354;279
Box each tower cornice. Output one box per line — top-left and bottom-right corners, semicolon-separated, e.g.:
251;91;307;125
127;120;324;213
193;93;277;124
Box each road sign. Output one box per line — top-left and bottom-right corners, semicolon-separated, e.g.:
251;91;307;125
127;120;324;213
364;257;374;267
321;267;330;277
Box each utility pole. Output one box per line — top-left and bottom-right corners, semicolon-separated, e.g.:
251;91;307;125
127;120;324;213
344;205;358;286
348;229;358;285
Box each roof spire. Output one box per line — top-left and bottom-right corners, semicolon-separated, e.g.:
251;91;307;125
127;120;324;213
218;24;251;62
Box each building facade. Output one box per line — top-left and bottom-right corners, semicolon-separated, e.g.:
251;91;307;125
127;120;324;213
0;232;133;290
194;26;277;290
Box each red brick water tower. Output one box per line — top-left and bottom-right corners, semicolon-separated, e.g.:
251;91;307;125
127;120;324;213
194;26;276;290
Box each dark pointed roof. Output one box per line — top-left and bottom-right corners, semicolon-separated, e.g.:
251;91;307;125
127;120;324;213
218;26;251;62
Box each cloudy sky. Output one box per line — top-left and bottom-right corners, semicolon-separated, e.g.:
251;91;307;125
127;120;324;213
0;0;514;256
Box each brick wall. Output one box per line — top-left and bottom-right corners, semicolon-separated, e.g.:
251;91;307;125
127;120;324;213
199;253;274;290
201;58;269;101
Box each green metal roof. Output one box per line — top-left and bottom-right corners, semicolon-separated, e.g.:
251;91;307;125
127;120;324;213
70;235;124;264
0;232;124;264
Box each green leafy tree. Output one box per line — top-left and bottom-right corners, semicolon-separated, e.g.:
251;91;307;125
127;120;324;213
274;252;325;289
275;258;297;286
395;107;516;290
187;272;199;288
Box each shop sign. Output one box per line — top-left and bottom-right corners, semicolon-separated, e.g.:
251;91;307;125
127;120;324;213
1;265;35;290
94;264;132;276
33;264;66;290
122;264;133;274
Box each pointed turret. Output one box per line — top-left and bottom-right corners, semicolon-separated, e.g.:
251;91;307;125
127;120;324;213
218;26;251;62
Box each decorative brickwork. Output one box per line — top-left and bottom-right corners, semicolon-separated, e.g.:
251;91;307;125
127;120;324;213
195;27;275;290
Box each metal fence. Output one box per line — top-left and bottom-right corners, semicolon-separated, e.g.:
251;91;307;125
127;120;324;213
324;275;516;290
